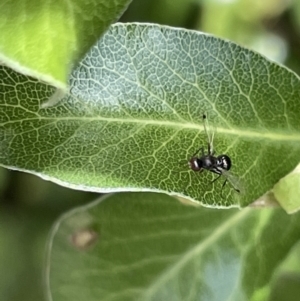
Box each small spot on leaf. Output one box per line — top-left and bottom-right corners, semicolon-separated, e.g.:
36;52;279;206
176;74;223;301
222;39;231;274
71;228;99;251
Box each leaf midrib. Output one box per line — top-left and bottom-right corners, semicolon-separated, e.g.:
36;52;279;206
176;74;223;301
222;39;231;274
5;115;300;142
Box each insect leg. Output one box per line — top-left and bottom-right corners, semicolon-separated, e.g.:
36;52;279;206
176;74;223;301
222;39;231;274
210;173;221;184
192;147;204;157
220;170;241;197
220;179;227;199
211;168;227;198
232;186;240;193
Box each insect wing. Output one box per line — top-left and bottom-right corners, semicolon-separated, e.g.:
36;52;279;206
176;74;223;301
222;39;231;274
221;169;242;194
202;114;216;155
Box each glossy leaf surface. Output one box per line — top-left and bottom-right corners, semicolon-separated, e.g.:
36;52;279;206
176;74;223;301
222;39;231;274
1;23;300;207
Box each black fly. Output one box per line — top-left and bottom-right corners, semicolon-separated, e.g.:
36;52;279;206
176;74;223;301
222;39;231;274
188;114;240;197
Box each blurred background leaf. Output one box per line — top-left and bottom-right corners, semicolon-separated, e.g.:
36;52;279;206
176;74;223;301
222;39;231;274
273;164;300;214
0;168;98;301
47;192;300;301
0;0;132;88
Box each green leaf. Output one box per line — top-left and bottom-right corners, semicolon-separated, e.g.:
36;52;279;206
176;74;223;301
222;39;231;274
292;0;300;34
0;0;131;88
1;23;300;207
46;192;300;301
269;241;300;301
273;164;300;214
0;209;48;301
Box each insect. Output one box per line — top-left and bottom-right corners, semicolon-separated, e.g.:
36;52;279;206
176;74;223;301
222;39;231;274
188;114;240;197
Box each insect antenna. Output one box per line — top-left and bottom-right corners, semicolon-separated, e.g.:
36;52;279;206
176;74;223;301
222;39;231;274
202;113;215;155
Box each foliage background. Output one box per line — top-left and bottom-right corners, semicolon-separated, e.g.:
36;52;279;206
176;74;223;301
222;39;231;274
1;0;300;300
